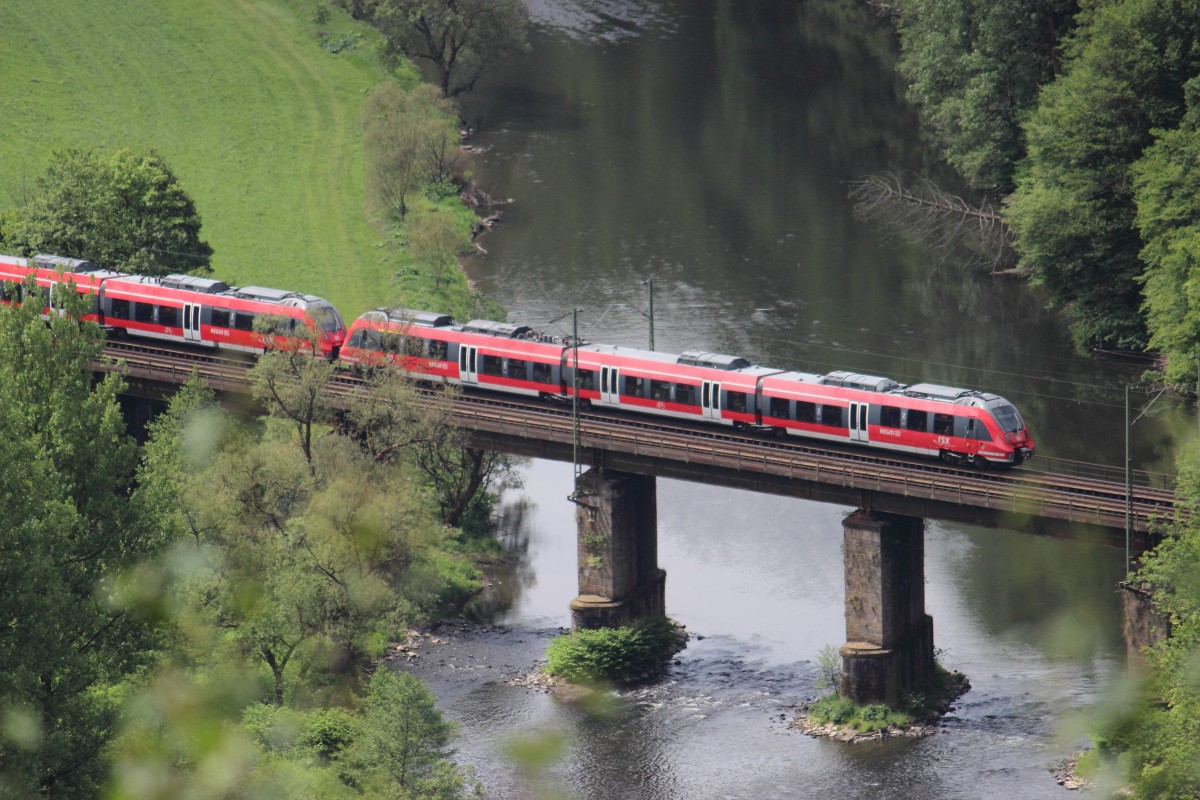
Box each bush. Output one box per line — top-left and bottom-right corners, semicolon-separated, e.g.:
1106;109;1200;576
544;617;681;685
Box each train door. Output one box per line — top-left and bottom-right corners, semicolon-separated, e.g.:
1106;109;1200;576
458;345;479;384
46;280;64;317
183;303;202;342
600;366;620;405
849;401;870;442
702;380;722;420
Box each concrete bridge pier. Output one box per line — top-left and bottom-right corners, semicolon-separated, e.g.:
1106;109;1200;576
569;468;666;630
839;509;935;706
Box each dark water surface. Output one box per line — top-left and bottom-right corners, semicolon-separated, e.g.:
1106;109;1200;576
399;1;1189;797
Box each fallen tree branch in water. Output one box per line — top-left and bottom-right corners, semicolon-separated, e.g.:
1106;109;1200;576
847;171;1019;274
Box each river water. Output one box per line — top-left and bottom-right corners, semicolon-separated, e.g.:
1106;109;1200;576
400;1;1191;797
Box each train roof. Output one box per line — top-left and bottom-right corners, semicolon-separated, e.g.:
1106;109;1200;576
158;274;231;294
903;383;980;402
822;371;902;392
677;350;752;370
363;308;457;328
461;319;535;338
34;254;98;273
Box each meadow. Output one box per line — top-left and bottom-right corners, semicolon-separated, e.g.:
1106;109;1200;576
1;0;410;318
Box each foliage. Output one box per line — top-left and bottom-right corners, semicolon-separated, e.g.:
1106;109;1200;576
408;208;471;291
0;288;167;799
894;0;1078;192
369;0;531;98
1085;449;1200;798
544;617;682;685
3;147;213;274
249;319;338;464
363;81;462;221
336;669;480;798
1005;0;1200;351
1132;77;1200;386
814;644;842;692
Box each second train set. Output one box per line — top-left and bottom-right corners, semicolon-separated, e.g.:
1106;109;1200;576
0;253;1037;467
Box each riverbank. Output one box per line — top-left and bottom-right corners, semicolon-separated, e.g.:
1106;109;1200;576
790;670;971;743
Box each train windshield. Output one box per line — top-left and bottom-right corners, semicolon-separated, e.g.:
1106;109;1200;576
988;402;1024;433
309;304;344;333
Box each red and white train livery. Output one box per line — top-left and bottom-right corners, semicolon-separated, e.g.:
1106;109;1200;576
340;307;1036;467
0;253;346;358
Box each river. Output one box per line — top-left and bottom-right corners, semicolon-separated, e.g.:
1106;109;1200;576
399;1;1189;797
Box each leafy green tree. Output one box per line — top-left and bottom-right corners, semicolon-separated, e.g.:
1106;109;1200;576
337;669;478;798
0;281;167;799
1085;450;1200;797
372;0;530;98
408;209;470;292
1132;78;1200;385
894;0;1078;192
4;148;213;275
1005;0;1200;351
249;318;337;465
364;82;461;220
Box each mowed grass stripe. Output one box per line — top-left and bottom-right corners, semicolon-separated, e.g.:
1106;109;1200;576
1;0;393;318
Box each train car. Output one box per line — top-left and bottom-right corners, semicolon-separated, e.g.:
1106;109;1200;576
342;307;1036;466
100;275;346;358
0;253;123;321
340;308;569;396
566;343;781;426
758;371;1035;466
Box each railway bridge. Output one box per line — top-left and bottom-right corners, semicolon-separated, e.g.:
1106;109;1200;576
101;341;1178;705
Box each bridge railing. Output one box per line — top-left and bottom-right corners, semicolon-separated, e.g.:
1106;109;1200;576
1026;455;1175;492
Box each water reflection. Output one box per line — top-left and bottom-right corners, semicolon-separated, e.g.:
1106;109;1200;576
426;0;1176;796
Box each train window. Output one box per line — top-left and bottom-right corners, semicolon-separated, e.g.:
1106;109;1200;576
110;298;130;319
379;333;401;354
364;330;383;350
727;391;748;413
968;419;993;442
480;355;504;376
509;358;528;379
623;375;645;396
135;303;155;324
577;369;595;391
212;309;231;328
880;406;901;427
159;305;179;327
676;384;697;407
532;362;553;384
796;401;816;423
234;312;256;332
650;380;671;401
822;405;844;428
933;413;954;436
768;396;789;419
347;330;365;348
429;340;448;361
906;410;928;432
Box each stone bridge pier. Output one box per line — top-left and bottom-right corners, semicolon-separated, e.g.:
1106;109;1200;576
569;468;666;630
839;509;935;706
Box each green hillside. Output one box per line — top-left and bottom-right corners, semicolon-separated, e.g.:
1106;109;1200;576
1;0;397;318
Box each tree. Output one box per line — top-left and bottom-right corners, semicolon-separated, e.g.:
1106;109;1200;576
372;0;530;98
3;148;213;275
408;209;470;292
894;0;1079;192
0;281;167;798
364;81;460;219
1004;0;1200;350
249;318;337;464
337;669;477;798
1132;78;1200;385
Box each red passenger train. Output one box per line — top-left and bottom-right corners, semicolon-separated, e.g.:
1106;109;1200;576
0;251;1035;466
0;253;346;358
341;307;1036;467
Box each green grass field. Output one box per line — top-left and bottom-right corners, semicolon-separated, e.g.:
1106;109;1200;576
0;0;412;318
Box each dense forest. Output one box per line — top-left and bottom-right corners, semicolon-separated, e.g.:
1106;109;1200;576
893;1;1200;795
894;0;1200;379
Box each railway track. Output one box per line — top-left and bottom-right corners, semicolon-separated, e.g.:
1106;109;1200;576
99;339;1178;540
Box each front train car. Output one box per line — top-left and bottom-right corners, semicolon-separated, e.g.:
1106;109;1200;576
977;392;1036;465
